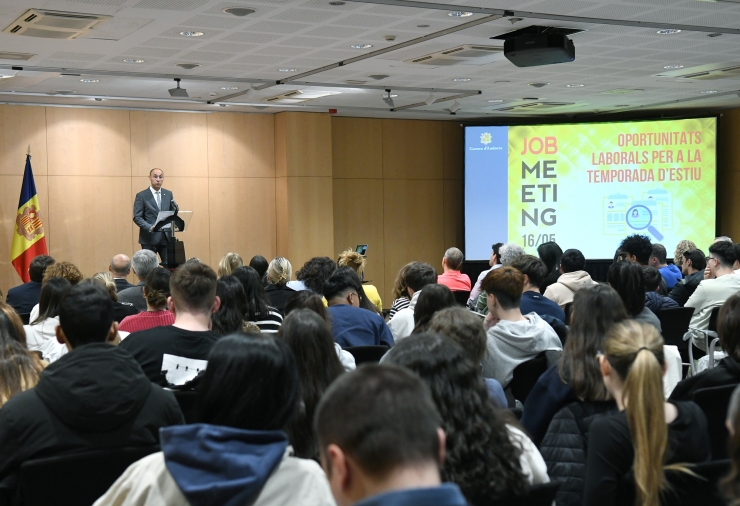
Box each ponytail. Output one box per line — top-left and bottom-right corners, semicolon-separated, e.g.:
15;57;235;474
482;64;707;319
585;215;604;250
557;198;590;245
604;321;666;506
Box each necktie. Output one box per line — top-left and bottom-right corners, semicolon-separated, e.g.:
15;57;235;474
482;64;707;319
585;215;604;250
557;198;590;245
156;191;161;210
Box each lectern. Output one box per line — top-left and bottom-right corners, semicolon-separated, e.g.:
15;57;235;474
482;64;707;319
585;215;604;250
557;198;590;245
152;210;193;268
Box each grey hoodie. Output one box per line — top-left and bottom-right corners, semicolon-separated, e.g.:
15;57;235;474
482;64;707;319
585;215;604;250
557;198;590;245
482;313;563;388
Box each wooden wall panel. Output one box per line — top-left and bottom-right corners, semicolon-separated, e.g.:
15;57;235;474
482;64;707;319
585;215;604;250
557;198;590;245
382;119;444;179
281;112;332;177
209;177;276;265
130;111;208;178
48;175;132;279
285;176;334;270
442;121;463;180
275;177;289;261
46;108;130;177
207;113;275;178
719;109;740;238
0;105;48;176
719;172;740;241
443;179;464;251
333;178;385;301
383;179;445;299
274;115;287;178
332;117;382;179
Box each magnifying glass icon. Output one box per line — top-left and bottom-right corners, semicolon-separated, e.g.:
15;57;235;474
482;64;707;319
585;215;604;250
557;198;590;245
625;204;663;241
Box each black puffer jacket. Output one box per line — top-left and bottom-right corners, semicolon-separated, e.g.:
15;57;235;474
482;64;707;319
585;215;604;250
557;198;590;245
539;400;618;506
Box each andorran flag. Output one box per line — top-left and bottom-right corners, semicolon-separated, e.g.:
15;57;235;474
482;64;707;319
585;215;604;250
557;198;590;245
11;155;48;282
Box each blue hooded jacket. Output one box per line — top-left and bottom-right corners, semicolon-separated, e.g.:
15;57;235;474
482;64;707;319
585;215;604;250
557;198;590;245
659;264;683;289
161;424;288;506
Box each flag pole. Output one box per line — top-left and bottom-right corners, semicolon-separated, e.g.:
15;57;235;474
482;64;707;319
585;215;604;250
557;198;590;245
27;144;30;158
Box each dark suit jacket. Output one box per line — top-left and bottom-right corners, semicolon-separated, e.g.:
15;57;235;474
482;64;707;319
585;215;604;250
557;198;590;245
114;277;135;293
5;281;42;316
133;187;175;246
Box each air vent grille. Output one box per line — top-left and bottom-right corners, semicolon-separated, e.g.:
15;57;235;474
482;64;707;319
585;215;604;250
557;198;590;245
3;9;110;39
405;44;504;67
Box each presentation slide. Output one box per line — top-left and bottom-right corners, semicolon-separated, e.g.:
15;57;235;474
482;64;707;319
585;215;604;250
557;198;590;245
464;117;717;260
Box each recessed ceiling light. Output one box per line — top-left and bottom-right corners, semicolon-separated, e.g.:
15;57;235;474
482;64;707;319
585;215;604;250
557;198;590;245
417;24;430;28
329;1;345;4
449;11;473;17
701;90;718;94
222;7;255;16
122;59;145;63
0;75;14;79
176;63;201;69
663;64;684;69
350;44;373;49
180;31;204;37
528;82;550;87
488;99;504;103
278;68;297;72
656;29;681;35
221;86;239;90
708;33;722;38
80;78;99;83
453;78;471;82
383;93;398;98
566;84;584;88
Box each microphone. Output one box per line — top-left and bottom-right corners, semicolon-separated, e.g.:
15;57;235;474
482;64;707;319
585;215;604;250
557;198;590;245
172;199;179;212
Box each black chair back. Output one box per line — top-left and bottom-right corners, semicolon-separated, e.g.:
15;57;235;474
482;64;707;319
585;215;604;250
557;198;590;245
492;481;561;506
656;306;694;357
18;313;30;325
563;302;573;325
344;345;389;365
709;306;721;332
510;352;548;403
693;384;737;460
16;446;159;506
173;390;199;424
452;290;471;307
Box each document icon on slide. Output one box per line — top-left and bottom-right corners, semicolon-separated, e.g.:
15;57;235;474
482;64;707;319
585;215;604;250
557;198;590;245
643;189;672;230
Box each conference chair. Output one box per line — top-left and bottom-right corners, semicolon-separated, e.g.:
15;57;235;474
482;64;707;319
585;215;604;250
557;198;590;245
452;290;471;307
18;313;30;325
693;384;737;460
656;306;694;374
172;390;198;424
15;446;160;506
344;345;389;365
492;481;561;506
685;306;722;375
510;351;549;403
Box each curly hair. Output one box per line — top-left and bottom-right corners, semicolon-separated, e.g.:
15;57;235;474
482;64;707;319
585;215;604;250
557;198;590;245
337;249;366;276
296;257;337;294
43;261;83;285
384;333;528;504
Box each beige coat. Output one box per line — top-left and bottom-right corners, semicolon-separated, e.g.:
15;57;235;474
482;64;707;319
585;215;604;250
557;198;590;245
543;271;598;309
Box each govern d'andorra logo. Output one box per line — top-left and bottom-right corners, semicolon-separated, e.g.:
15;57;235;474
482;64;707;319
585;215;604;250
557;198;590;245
480;132;492;145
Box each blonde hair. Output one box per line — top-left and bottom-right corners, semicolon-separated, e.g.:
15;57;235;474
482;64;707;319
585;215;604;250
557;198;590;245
218;252;243;278
604;320;666;506
392;262;414;300
267;257;292;285
673;240;697;267
337;249;366;276
92;272;118;302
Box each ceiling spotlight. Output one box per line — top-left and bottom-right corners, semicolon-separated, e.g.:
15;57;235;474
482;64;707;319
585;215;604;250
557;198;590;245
663;64;684;69
450;101;461;113
417;24;430;28
351;43;373;49
701;90;718;94
449;11;473;17
656;29;681;34
176;63;201;70
329;1;345;4
219;103;227;107
528;82;550;88
94;98;103;101
508;17;523;24
168;78;189;98
566;84;584;88
425;93;436;106
180;31;204;37
222;7;255;16
488;99;504;103
221;86;238;90
80;78;99;83
278;68;297;72
382;89;395;108
708;33;722;38
453;78;471;82
122;59;145;63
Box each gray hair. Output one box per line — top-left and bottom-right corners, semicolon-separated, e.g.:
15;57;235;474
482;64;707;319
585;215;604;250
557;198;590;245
499;243;526;266
444;247;464;271
716;236;733;243
131;249;159;280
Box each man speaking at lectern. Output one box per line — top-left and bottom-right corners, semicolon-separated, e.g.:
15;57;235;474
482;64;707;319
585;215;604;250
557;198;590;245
133;168;176;266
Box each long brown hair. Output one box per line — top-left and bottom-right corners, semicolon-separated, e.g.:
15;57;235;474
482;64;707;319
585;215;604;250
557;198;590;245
0;304;44;406
392;262;414;300
559;284;628;401
603;320;666;506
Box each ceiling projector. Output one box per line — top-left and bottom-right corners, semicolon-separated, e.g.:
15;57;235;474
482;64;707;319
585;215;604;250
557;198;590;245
168;78;189;98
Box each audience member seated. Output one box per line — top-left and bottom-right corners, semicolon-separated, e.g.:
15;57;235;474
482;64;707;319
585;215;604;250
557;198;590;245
608;261;662;331
120;262;219;388
476;243;526;313
583;321;710;506
95;335;334;506
324;269;393;349
0;303;44;408
93;272;138;323
341;267;383;316
538;241;564;294
284;290;356;371
411;284;457;334
265;257;295;315
384;334;548;505
670;293;740;401
686;241;740;350
248;254;269;281
5;254;54;315
511;254;566;322
388;262;413;320
118;249;159;312
437;247;471;291
721;384;740;504
543;249;597;310
522;284;626;446
648;243;682;290
388;262;437;341
0;284;183;503
429;307;506;407
28;261;84;322
109;254;135;292
24;278;71;363
291;256;336;294
337;249;382;311
315;364;470;506
673;239;697;268
211;275;250;336
217;252;243;278
481;266;563;389
469;242;504;306
119;268;174;333
232;266;283;333
643;266;679;312
278;309;344;460
735;243;740;276
618;233;653;266
668;248;706;307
